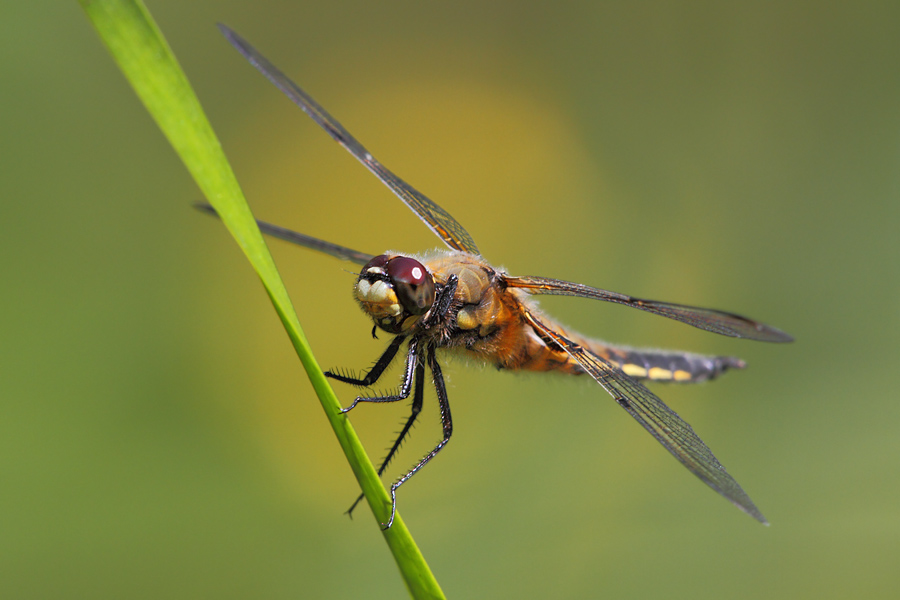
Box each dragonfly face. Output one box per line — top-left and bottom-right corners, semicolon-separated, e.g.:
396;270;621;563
207;25;793;530
355;254;435;334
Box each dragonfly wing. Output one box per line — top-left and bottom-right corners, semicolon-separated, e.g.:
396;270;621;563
523;309;768;524
195;203;374;265
218;25;480;256
506;275;792;342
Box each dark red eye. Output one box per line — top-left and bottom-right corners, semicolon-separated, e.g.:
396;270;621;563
362;254;390;273
387;257;435;315
387;257;428;286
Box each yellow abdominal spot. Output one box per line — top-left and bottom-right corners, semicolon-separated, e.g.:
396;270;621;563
620;364;648;378
647;367;673;380
673;369;692;382
644;367;692;381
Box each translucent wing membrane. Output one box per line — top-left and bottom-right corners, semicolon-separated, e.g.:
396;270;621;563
505;275;793;343
195;204;374;265
211;25;786;527
523;310;768;523
218;24;480;256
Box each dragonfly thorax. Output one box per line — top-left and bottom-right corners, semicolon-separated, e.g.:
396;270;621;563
355;254;435;334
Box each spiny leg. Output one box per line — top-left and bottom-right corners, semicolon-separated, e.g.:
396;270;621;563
325;334;406;388
382;345;454;530
421;274;458;330
347;352;426;518
336;338;419;414
340;275;457;522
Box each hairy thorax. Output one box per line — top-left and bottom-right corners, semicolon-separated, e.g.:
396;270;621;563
422;252;576;373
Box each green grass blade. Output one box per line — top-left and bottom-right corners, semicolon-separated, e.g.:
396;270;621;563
79;1;444;597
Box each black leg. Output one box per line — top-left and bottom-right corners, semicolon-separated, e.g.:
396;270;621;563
346;352;426;518
325;334;405;387
338;338;419;414
382;345;453;529
422;274;458;329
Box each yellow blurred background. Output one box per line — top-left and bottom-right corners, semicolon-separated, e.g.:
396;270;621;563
4;1;898;597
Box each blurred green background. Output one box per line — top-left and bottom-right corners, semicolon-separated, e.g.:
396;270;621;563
4;1;898;597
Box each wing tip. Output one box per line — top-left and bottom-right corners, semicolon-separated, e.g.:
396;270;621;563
743;505;769;526
753;324;794;343
193;202;217;216
735;500;769;525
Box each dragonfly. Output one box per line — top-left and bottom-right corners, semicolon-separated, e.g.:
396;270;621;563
208;24;792;529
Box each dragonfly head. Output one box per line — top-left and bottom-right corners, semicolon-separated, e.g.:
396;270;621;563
355;254;435;334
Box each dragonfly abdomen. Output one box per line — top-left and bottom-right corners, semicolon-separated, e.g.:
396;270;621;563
586;342;746;383
512;313;744;382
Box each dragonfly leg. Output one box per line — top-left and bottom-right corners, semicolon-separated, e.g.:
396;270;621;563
382;345;453;529
421;274;458;329
325;334;405;388
346;353;426;518
335;338;419;414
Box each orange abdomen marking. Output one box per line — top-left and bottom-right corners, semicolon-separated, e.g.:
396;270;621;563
493;300;744;383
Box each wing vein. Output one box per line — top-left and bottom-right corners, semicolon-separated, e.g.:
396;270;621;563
522;310;768;524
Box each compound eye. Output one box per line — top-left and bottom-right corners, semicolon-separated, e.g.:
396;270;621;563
387;257;435;315
387;256;428;286
361;254;390;275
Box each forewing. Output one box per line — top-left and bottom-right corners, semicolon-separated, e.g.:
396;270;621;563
219;25;480;256
506;275;792;342
523;310;768;524
195;203;374;265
